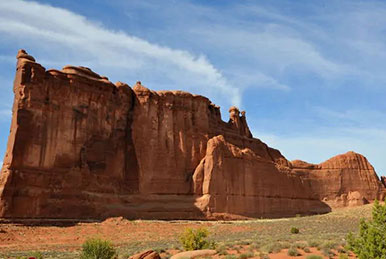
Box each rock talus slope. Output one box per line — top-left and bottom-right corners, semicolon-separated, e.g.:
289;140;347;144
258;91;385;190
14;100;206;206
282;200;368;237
0;50;385;220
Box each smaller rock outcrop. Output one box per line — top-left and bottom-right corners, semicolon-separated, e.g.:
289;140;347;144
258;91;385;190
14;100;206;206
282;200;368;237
228;106;252;138
129;250;161;259
16;49;35;61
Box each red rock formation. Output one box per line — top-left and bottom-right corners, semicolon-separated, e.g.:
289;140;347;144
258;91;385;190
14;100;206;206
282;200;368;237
0;50;385;220
291;152;384;207
192;136;330;218
130;250;161;259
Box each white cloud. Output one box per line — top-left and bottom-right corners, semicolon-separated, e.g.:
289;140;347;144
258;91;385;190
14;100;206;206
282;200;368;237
228;70;291;91
188;18;348;81
0;0;241;106
314;107;386;127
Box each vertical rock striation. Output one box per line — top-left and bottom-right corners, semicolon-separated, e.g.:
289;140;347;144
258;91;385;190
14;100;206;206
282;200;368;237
0;50;385;220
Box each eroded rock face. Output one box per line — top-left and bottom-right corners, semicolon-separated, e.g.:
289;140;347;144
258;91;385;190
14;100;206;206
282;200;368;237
0;50;385;220
192;136;331;218
130;250;161;259
290;152;384;207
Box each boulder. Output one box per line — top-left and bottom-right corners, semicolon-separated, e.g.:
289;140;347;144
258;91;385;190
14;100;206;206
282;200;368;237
129;250;160;259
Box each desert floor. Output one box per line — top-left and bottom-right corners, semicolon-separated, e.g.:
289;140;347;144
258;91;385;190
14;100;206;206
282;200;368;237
0;204;372;259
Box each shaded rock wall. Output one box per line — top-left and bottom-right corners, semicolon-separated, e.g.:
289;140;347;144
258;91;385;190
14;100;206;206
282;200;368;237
0;50;385;220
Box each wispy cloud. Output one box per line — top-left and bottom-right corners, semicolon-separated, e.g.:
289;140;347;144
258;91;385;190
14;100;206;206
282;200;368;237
193;26;348;79
0;0;241;107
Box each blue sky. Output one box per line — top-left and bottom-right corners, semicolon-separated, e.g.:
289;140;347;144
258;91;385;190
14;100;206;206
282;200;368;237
0;0;385;176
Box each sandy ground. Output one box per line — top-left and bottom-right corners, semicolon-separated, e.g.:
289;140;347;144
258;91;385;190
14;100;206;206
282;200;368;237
0;204;371;258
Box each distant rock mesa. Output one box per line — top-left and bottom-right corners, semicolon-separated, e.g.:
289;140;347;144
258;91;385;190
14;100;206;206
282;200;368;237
0;50;385;220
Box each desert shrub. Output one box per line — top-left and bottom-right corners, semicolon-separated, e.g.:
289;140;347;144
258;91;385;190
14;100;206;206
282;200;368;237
347;199;386;259
80;238;116;259
294;242;307;249
261;242;282;253
287;247;300;256
290;227;299;234
303;247;311;253
307;240;320;248
259;253;270;259
321;247;334;258
180;227;215;251
238;252;253;259
338;254;349;259
306;255;322;259
216;245;228;255
321;241;337;250
280;241;291;249
225;255;237;259
28;251;43;259
15;253;43;259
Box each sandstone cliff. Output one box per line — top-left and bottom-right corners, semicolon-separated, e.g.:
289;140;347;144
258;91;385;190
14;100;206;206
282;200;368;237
0;50;384;220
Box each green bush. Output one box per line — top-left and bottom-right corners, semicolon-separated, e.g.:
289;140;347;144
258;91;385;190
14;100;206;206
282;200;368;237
28;252;43;259
307;240;320;248
238;252;253;259
321;247;334;257
287;247;300;256
338;254;349;259
80;238;116;259
347;199;386;259
180;227;215;251
306;255;322;259
261;242;282;253
15;253;43;259
290;227;299;234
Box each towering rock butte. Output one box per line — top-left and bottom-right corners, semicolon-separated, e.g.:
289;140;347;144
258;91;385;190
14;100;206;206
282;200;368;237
0;50;385;220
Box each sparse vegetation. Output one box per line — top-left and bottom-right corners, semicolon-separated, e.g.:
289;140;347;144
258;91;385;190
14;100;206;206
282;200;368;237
238;252;253;259
80;238;116;259
216;245;228;255
307;240;321;248
287;246;300;256
290;227;299;234
321;247;335;258
180;227;215;251
32;252;44;259
306;255;323;259
347;199;386;259
338;253;349;259
258;253;270;259
0;204;378;258
261;242;282;253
